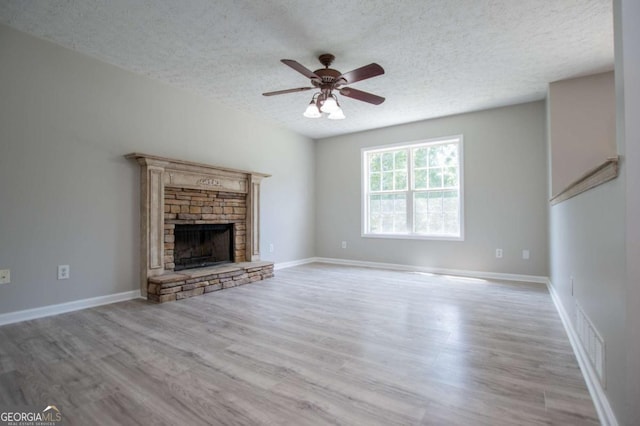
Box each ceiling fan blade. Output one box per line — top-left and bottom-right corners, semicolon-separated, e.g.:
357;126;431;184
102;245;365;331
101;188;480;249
338;63;384;84
281;59;321;80
262;87;313;96
339;87;385;105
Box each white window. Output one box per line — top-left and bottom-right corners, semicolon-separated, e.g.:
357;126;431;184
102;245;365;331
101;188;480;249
362;136;464;240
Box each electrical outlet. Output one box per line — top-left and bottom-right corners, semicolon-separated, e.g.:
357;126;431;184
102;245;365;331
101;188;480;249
57;265;70;280
522;249;530;260
495;248;503;259
0;269;10;285
269;243;274;253
341;241;347;249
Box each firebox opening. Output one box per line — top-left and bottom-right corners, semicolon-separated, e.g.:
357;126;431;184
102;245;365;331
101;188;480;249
174;224;234;271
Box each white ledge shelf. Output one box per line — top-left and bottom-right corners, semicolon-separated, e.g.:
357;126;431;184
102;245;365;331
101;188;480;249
550;157;619;206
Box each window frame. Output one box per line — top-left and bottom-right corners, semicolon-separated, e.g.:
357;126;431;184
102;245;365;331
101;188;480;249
361;135;465;241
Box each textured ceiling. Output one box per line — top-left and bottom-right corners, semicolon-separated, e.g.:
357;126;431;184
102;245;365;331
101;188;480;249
0;0;613;139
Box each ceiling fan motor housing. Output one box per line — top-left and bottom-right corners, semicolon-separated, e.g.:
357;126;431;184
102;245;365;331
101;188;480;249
312;68;343;90
313;54;344;91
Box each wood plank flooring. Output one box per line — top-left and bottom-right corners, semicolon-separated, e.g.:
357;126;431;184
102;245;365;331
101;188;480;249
0;263;599;425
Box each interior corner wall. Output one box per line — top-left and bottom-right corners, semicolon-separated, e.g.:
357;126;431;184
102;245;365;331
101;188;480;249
0;24;315;314
546;0;640;422
617;0;639;423
315;101;548;276
618;0;640;421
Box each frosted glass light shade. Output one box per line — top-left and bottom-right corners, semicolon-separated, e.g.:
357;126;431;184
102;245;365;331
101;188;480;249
320;96;338;113
303;101;321;118
328;107;346;120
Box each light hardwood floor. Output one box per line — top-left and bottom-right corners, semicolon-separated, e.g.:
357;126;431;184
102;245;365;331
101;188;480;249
0;263;599;425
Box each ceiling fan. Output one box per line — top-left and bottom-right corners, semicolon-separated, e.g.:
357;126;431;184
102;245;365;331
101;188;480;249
262;53;385;120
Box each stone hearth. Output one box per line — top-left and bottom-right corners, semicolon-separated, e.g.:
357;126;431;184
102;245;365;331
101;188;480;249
127;153;273;302
147;261;274;303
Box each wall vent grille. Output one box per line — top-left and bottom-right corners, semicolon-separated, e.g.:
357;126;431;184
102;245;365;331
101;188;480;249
576;302;605;387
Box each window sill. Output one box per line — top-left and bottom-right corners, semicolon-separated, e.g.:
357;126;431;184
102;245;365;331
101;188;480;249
362;233;464;242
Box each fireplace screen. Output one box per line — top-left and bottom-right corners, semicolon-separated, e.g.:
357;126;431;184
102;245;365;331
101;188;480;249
174;224;234;271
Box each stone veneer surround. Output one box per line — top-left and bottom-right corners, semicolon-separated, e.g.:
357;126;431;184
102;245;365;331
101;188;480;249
126;153;272;301
164;188;247;269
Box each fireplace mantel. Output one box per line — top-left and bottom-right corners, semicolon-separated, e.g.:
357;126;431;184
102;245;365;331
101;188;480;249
126;153;271;297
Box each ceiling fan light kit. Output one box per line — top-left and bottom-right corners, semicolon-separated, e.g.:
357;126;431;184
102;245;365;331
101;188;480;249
263;53;385;120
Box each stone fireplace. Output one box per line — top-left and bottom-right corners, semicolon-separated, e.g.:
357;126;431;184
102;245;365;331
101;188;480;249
127;153;274;302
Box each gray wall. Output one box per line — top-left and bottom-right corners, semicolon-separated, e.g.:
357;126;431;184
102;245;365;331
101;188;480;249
618;0;640;421
547;71;626;423
548;0;640;423
548;71;616;197
0;24;315;314
548;182;626;419
316;101;549;276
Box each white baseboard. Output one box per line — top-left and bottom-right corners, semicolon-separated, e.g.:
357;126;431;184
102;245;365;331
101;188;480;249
274;257;318;270
312;257;548;284
0;289;142;327
546;280;618;426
